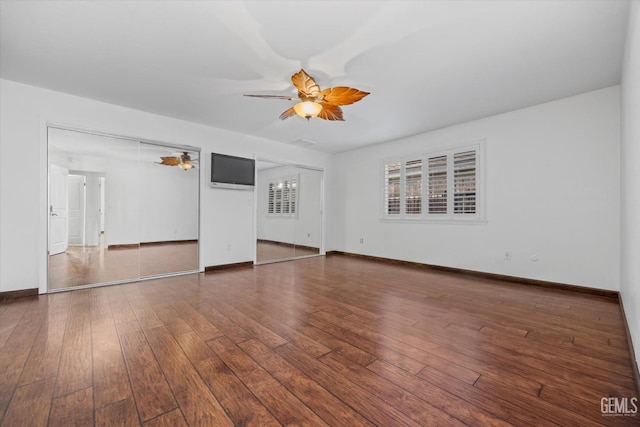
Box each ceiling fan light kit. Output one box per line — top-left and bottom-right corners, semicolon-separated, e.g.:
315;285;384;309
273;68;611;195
158;152;197;171
293;101;323;119
245;69;369;122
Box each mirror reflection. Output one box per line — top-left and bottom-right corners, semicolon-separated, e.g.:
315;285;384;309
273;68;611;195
47;127;199;290
256;161;322;264
139;142;199;277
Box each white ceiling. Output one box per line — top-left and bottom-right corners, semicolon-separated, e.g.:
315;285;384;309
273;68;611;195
0;0;630;153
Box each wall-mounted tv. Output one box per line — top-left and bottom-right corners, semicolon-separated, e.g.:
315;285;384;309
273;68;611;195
210;153;255;190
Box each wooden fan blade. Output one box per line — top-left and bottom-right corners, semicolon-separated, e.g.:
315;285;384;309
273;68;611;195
319;87;369;106
291;69;321;97
158;156;181;166
279;107;296;121
244;94;295;100
318;103;344;121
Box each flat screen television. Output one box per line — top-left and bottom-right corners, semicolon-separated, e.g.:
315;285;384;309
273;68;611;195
210;153;255;190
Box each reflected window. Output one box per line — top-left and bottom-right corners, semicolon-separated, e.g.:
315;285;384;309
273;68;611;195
268;176;298;217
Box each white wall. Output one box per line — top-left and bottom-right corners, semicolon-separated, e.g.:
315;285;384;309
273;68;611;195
296;168;323;250
48;143;142;247
621;2;640;372
50;132;199;246
138;158;199;244
0;78;332;293
257;165;323;248
333;86;621;290
104;161;140;246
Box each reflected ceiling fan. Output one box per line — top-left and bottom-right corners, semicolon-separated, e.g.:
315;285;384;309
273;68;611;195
244;69;369;121
157;152;198;171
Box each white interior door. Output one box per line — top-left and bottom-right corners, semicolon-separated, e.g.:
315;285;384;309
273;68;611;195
68;174;86;246
49;164;69;255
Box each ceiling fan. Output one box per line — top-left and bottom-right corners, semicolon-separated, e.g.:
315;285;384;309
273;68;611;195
245;69;369;121
157;152;198;171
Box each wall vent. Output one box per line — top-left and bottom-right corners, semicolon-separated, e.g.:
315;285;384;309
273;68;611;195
290;138;317;147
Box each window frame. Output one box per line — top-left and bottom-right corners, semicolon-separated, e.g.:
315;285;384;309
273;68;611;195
382;140;485;223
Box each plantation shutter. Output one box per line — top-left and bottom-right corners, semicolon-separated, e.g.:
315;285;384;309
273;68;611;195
268;177;298;217
282;180;291;214
382;142;482;220
275;184;282;214
385;162;401;215
428;156;447;214
453;150;476;214
268;183;275;214
405;159;422;214
290;178;297;214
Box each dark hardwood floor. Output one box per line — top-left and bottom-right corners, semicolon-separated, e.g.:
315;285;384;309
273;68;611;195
1;255;638;426
48;240;199;290
256;240;320;263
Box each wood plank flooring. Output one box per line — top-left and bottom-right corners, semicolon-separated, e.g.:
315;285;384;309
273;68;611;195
1;254;638;426
48;240;198;290
256;240;320;263
48;240;314;291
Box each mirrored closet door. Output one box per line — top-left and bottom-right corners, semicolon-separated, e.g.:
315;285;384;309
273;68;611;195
138;142;199;277
47;127;199;291
256;161;323;264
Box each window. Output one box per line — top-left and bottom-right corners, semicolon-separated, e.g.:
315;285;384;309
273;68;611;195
383;142;483;221
268;176;298;217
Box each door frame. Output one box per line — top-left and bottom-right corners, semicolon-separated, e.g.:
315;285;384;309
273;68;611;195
67;174;86;247
40;121;202;294
48;164;70;255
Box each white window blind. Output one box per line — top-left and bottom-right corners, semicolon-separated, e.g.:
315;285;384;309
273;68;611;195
405;159;422;215
282;180;291;214
384;162;401;215
290;180;297;213
268;183;275;214
454;150;476;214
268;176;298;217
383;142;483;221
275;185;282;214
428;155;447;214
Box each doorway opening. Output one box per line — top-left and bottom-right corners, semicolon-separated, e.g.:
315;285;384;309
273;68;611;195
67;174;87;247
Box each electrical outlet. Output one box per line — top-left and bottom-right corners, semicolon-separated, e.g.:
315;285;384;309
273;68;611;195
504;251;512;260
360;237;364;244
